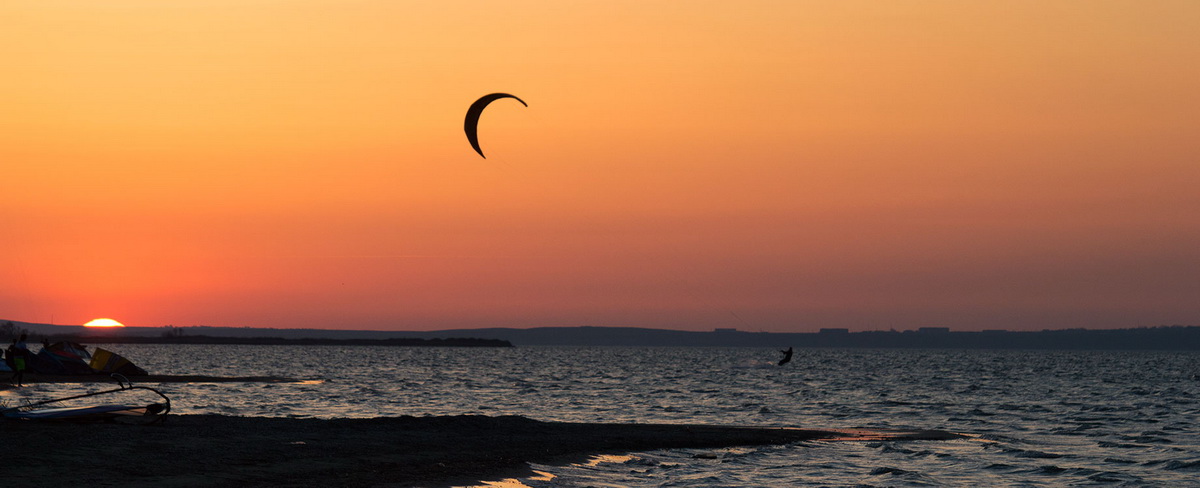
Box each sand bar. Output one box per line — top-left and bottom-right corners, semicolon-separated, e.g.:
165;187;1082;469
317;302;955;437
4;414;964;487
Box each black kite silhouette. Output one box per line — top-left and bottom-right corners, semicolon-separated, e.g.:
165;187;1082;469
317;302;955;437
464;93;527;159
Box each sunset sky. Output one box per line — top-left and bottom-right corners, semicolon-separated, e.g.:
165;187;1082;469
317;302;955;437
2;1;1197;331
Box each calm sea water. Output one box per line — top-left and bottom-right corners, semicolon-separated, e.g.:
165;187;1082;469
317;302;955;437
8;346;1200;486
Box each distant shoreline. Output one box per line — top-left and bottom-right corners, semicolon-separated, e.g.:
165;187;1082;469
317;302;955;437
7;320;1200;349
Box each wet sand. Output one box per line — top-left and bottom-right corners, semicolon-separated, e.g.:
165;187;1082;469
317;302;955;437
4;414;963;487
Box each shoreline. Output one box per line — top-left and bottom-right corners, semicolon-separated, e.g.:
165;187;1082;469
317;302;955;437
3;414;964;487
37;336;515;347
20;373;306;384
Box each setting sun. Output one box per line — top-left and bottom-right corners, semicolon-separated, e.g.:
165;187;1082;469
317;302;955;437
83;318;125;328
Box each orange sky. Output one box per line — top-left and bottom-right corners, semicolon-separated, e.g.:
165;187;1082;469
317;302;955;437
2;1;1198;331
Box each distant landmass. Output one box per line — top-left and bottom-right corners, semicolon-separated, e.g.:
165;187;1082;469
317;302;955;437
4;320;1200;350
1;321;510;348
392;325;1200;350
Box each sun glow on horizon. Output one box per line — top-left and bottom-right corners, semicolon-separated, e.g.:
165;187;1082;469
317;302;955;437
83;318;125;328
0;2;1196;332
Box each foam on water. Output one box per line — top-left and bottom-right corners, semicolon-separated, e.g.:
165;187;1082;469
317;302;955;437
10;346;1199;486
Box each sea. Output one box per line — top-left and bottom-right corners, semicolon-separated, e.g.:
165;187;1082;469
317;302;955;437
7;345;1200;487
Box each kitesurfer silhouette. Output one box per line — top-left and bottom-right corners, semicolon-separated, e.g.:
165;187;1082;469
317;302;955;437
778;347;793;366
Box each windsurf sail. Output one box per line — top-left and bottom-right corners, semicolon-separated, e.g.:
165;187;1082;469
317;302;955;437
90;348;148;376
33;342;94;375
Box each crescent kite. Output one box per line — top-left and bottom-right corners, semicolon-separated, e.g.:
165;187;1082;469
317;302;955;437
464;93;527;159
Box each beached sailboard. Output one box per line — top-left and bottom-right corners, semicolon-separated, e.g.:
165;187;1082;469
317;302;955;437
4;403;167;422
1;375;170;423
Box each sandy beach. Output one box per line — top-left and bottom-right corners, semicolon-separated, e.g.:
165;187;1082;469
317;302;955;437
4;414;963;487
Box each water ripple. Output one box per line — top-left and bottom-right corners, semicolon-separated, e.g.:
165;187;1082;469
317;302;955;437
29;345;1198;487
